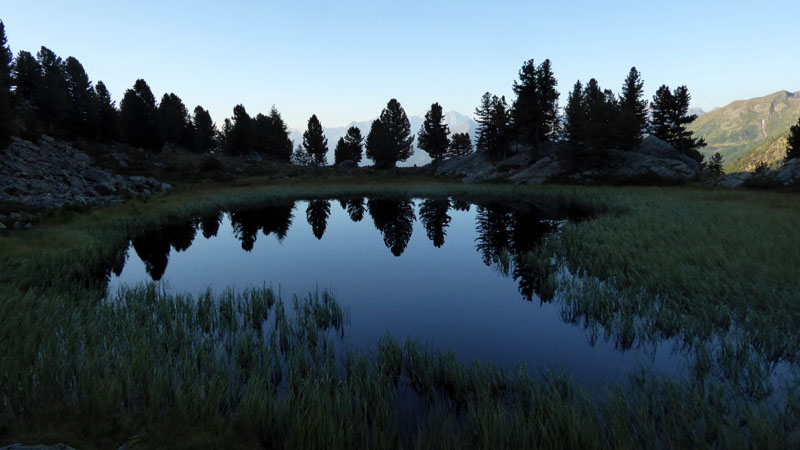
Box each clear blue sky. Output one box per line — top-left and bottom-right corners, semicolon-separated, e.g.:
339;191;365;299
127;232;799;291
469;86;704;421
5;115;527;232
2;0;798;130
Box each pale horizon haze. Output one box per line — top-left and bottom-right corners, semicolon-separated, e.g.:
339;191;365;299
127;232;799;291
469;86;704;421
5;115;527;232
2;0;799;130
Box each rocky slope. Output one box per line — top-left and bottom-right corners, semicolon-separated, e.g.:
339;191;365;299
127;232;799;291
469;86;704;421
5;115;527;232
435;136;702;185
0;136;172;228
711;158;800;189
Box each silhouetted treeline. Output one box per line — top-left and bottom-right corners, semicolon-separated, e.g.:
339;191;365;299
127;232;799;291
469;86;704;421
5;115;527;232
0;18;706;168
474;61;706;164
0;20;222;153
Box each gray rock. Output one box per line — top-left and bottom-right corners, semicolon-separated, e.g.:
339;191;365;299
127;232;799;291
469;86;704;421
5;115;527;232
713;172;752;188
0;444;77;450
435;151;498;183
0;222;6;231
24;222;32;229
336;159;356;169
509;156;567;184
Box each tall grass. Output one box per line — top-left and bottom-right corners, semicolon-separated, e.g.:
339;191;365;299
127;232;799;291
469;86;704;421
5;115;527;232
2;285;797;449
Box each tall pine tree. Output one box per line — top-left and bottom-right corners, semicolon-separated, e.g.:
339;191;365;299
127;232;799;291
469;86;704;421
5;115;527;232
158;93;191;146
12;50;40;102
192;105;215;152
562;80;585;147
417;102;450;165
447;132;472;158
93;81;119;142
379;98;414;166
365;119;394;168
0;21;12;148
475;92;510;160
227;104;253;154
303;114;328;166
120;79;163;151
63;56;96;138
36;46;68;134
651;84;706;162
265;106;293;161
511;59;559;153
343;126;364;164
617;67;648;150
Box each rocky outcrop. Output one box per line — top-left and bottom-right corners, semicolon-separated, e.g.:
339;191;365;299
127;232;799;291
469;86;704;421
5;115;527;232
0;136;172;210
712;158;800;188
436;136;702;185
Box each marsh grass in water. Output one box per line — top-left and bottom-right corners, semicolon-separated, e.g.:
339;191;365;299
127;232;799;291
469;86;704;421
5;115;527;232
2;181;800;448
2;285;798;449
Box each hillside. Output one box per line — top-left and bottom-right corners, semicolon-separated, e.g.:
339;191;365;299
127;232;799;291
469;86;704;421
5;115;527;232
688;90;800;166
727;130;789;172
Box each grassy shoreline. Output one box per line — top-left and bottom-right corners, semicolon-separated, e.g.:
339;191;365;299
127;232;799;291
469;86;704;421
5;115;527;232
2;179;800;448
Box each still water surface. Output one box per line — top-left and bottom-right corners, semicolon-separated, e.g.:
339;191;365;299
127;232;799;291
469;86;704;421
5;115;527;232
107;197;686;386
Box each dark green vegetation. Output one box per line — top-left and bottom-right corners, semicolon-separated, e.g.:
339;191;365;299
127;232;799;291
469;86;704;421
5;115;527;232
727;130;790;172
689;90;800;167
2;180;800;449
417;102;450;165
787;116;800;160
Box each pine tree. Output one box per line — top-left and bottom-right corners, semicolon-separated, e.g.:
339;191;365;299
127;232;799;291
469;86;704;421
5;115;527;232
446;132;472;158
511;59;559;152
192;105;215;152
120;79;163;151
582;79;618;151
334;137;349;165
617;67;648;150
379;98;414;165
303;114;328;167
365;119;394;168
651;84;706;162
562;80;585;146
12;50;40;101
63;56;96;138
158;93;191;146
36;46;69;134
343;126;364;164
476;92;511;160
265;106;293;161
417;102;450;165
534;59;560;141
93;81;119;142
0;21;11;89
786;117;800;161
227;104;253;154
0;21;12;148
708;152;724;176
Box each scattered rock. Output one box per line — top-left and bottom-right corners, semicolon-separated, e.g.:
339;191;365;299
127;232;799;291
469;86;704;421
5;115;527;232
436;136;701;185
0;136;171;209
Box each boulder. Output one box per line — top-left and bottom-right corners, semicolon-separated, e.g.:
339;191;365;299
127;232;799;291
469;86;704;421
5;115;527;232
435;152;498;183
508;156;567;184
773;158;800;186
604;149;700;183
713;172;752;188
336;159;356;169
